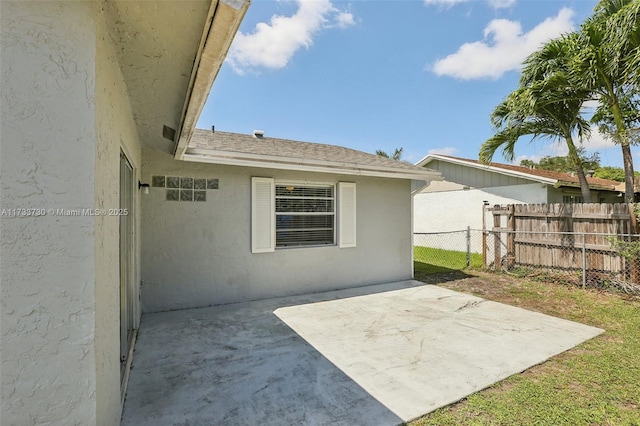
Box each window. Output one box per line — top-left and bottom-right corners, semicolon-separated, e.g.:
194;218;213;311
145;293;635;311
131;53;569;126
275;184;335;247
562;195;583;204
251;178;356;253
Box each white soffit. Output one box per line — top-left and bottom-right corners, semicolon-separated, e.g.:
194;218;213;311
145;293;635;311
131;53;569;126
174;0;250;160
106;0;249;153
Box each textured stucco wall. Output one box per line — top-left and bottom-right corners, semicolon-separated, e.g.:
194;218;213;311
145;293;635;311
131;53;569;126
1;2;98;424
414;183;548;233
95;5;143;424
141;149;413;312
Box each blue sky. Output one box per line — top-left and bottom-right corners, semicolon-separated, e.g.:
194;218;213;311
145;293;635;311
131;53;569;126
198;0;634;168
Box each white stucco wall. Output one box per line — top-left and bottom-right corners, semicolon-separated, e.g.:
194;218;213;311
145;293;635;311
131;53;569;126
141;149;414;312
413;183;548;252
1;2;98;424
95;7;143;424
1;3;143;425
414;183;548;233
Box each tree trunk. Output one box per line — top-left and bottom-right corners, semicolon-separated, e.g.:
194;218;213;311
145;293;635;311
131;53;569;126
566;136;592;202
621;141;635;202
611;97;636;202
575;166;592;203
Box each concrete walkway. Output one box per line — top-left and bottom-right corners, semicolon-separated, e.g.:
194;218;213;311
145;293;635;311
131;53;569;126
121;280;603;425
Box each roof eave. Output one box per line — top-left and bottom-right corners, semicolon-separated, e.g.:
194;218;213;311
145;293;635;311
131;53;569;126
417;154;557;185
555;181;618;192
182;152;444;181
174;0;250;160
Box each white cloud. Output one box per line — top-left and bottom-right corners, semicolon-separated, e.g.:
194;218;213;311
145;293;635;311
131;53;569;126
581;127;617;151
580;99;602;120
335;11;355;29
227;0;355;74
488;0;517;8
424;0;470;7
430;8;574;80
428;147;459;156
424;0;516;9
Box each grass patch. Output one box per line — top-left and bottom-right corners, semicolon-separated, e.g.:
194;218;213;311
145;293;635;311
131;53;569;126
414;246;482;276
410;271;640;426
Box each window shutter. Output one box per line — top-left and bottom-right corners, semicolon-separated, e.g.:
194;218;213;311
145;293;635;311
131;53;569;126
338;182;356;248
251;177;275;253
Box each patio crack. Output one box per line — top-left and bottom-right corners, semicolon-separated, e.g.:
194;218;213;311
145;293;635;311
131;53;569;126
253;384;269;395
455;300;484;312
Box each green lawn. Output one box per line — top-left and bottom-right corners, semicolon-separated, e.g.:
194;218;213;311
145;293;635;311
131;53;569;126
414;246;483;276
410;271;640;426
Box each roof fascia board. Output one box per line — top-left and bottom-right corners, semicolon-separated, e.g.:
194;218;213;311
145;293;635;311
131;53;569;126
418;154;558;185
555;181;617;192
174;0;250;160
415;153;433;167
185;147;443;177
182;153;444;181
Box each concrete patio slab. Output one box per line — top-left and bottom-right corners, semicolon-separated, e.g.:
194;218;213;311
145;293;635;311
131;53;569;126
121;280;603;425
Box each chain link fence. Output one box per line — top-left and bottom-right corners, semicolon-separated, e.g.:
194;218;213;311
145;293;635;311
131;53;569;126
414;229;483;274
414;229;640;295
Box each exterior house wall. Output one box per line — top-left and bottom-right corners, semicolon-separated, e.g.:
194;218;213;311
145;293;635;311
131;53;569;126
428;160;532;189
141;149;413;312
1;2;98;424
95;7;143;424
1;2;143;424
547;186;621;204
413;183;548;252
414;183;548;233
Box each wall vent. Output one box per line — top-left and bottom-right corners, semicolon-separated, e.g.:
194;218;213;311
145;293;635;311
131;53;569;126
162;125;176;141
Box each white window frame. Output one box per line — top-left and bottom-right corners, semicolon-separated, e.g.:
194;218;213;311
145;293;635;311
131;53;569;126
251;178;357;252
275;181;336;249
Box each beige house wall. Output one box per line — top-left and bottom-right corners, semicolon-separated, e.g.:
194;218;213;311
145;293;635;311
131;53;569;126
141;149;414;312
1;2;143;424
95;6;143;424
1;1;99;424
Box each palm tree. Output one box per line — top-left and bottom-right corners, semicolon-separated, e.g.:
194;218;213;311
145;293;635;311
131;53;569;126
569;0;640;201
375;148;403;161
481;38;594;202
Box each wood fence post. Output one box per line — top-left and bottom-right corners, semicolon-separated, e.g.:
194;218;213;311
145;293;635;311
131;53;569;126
629;203;639;283
507;205;515;269
493;205;502;270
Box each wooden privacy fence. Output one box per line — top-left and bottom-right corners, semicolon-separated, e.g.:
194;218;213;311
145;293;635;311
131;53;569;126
484;203;640;287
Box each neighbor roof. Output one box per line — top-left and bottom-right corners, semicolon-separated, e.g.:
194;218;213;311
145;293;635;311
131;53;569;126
417;154;620;191
181;129;443;181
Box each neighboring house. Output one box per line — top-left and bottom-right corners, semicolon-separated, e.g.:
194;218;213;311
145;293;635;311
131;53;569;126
1;2;441;425
142;129;442;311
413;154;622;235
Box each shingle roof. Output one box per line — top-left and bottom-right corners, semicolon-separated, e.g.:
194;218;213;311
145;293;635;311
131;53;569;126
421;154;620;190
185;129;442;181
